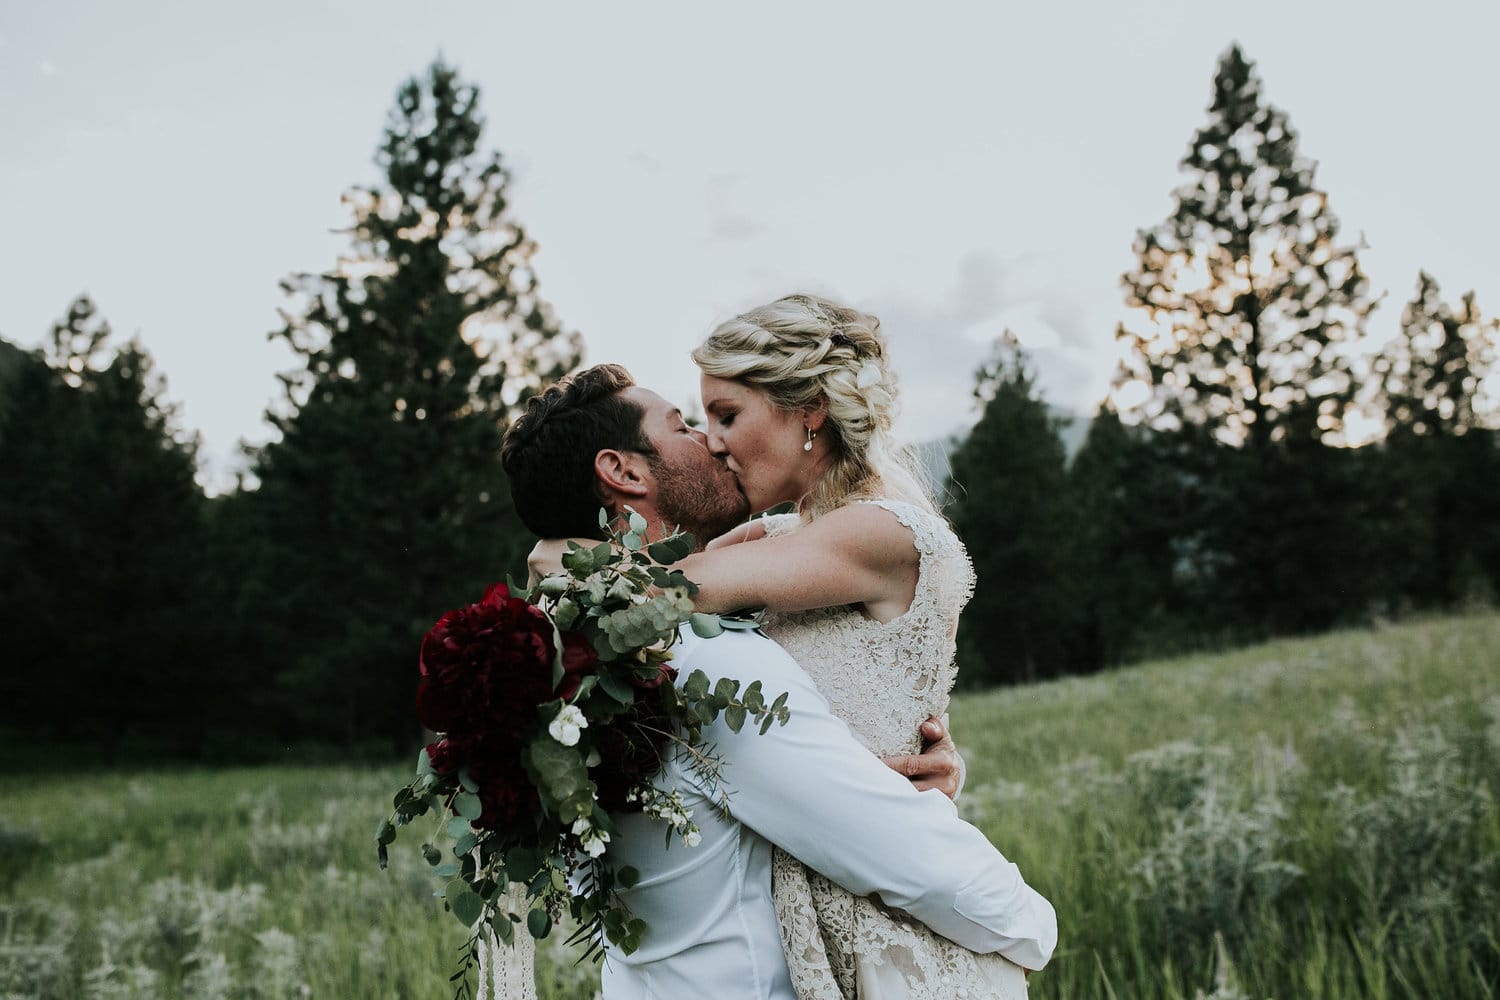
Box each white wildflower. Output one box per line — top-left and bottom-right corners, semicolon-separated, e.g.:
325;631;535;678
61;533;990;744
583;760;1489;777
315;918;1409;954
548;705;588;746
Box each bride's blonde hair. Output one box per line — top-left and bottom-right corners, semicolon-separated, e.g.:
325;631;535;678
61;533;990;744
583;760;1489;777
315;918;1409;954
691;293;937;520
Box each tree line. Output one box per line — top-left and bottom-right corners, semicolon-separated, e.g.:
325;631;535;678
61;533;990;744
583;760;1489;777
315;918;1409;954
948;46;1499;687
1;63;579;761
1;49;1495;760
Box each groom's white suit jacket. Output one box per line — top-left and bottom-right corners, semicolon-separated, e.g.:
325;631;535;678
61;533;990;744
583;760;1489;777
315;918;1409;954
598;626;1057;1000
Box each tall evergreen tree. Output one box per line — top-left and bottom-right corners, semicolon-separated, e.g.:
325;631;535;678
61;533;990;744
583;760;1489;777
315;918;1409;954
1376;272;1497;440
1113;45;1379;638
0;297;206;757
1118;44;1374;449
946;333;1080;686
1068;403;1187;666
1372;274;1500;606
233;60;582;752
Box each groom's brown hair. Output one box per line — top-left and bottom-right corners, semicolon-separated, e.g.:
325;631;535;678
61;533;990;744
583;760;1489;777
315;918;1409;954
501;364;658;539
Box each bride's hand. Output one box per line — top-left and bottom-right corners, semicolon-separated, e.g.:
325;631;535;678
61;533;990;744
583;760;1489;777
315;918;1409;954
704;519;769;551
527;537;593;582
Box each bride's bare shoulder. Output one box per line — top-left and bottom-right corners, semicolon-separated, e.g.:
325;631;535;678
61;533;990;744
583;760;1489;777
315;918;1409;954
808;503;918;562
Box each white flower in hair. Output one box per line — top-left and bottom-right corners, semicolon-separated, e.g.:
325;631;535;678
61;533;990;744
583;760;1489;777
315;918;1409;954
856;361;883;389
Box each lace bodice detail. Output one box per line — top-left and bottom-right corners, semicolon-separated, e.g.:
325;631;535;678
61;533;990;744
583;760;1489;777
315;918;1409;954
758;498;974;757
761;499;1027;1000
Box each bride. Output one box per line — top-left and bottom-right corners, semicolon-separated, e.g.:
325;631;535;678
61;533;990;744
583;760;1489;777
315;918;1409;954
672;293;1030;999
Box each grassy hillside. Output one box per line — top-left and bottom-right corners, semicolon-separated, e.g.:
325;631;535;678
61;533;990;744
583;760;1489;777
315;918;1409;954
2;612;1496;998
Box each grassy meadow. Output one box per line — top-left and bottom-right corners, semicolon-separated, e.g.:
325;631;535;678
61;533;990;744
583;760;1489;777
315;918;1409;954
3;611;1498;999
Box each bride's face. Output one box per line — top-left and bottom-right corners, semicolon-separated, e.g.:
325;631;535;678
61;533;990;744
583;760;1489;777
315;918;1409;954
700;374;815;513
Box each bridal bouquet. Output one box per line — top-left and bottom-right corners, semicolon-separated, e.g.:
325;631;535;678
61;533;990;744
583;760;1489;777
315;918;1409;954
377;509;788;993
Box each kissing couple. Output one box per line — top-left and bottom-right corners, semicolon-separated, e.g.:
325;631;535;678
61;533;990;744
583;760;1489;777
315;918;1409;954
496;294;1057;998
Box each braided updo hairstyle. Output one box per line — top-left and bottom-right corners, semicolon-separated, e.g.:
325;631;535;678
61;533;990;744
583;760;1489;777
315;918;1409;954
691;293;936;520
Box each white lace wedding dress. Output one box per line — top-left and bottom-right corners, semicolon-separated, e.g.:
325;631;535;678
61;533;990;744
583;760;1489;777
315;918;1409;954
757;498;1029;1000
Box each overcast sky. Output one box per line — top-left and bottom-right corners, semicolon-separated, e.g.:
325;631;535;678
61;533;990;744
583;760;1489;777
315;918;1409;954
3;1;1497;489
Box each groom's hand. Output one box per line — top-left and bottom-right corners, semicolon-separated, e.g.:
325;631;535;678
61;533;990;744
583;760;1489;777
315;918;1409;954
881;716;964;800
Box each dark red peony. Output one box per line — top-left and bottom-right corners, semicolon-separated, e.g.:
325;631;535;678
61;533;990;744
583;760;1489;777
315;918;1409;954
416;584;562;830
555;632;599;702
416;583;556;739
632;658;678;691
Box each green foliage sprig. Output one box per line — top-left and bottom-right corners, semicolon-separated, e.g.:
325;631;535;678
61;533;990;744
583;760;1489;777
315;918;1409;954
378;508;787;998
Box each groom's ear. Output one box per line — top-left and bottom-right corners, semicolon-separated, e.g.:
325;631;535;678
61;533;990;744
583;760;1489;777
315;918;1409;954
594;448;651;502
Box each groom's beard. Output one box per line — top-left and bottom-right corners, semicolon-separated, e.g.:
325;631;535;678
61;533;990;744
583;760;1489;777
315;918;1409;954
650;455;751;545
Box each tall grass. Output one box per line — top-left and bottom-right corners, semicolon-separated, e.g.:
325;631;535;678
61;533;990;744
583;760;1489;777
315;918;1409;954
951;611;1500;998
2;612;1496;998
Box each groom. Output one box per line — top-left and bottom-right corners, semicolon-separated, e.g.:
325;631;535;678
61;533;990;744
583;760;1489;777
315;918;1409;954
501;364;1056;997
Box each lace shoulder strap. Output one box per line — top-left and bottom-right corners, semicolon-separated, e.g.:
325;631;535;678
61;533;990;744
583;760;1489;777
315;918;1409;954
759;510;803;539
859;498;975;617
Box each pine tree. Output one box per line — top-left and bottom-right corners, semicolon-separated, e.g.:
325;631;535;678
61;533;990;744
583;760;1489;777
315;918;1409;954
1112;45;1379;638
0;296;206;756
1377;272;1497;440
1068;403;1186;666
233;60;583;752
946;333;1081;685
1372;274;1500;606
1118;44;1374;449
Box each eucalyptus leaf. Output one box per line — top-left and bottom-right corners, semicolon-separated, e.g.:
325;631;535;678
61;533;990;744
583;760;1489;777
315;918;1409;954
561;548;596;574
725;704;747;733
598;507;611;531
375;819;396;846
528;908;553;940
628;510;648;534
597;669;635;706
507;848;542;880
454;831;478;857
447;885;483;927
453;791;483;821
417;746;438;777
421;843;442;866
526;737;595;819
447;816;473;840
689;613;724;638
683;669;710;700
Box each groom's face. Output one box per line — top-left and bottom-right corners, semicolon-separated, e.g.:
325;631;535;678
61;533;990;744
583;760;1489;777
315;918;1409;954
624;386;750;539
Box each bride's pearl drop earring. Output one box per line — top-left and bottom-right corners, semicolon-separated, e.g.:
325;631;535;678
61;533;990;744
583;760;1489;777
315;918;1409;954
804;427;816;452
